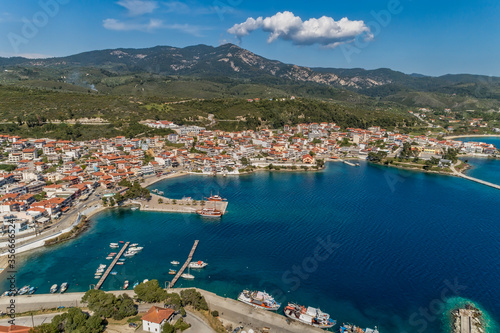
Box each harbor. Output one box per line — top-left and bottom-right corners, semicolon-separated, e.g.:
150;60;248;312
95;242;129;290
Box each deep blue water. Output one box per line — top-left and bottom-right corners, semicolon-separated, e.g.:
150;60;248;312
6;161;500;333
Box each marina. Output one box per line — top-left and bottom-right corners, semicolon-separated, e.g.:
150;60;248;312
169;240;199;288
95;242;130;290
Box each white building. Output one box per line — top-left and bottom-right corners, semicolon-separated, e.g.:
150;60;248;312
141;306;175;332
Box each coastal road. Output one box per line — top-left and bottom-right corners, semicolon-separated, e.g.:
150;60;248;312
0;312;61;327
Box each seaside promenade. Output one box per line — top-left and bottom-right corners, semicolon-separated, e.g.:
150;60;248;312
0;289;324;333
137;193;228;214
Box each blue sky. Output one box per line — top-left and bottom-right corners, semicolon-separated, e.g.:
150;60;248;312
0;0;499;76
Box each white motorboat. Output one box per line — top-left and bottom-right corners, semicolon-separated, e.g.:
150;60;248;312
189;260;208;269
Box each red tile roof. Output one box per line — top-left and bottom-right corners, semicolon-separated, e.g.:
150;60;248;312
141;306;175;324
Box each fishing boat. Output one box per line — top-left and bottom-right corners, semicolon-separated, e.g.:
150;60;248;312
169;269;177;275
284;303;336;328
196;207;223;217
129;246;143;251
99;264;107;268
110;243;119;248
237;290;281;311
130;243;139;247
28;287;36;295
18;285;30;295
111;272;118;275
60;283;68;294
96;268;105;273
106;256;113;260
2;291;10;297
339;324;379;333
188;260;208;269
130;207;138;211
119;258;126;262
152;189;158;193
143;279;149;283
116;262;124;265
132;282;139;289
170;261;180;265
95;275;101;279
95;272;103;276
158;191;164;195
123;280;129;290
124;252;135;257
50;284;58;293
119;241;124;244
109;252;117;256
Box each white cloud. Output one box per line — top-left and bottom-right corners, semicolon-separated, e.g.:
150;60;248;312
117;0;159;16
103;18;205;36
103;18;163;31
164;1;191;14
228;11;373;48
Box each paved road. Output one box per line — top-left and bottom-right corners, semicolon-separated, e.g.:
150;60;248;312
0;312;60;327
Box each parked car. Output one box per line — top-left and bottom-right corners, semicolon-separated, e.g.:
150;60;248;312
128;323;138;328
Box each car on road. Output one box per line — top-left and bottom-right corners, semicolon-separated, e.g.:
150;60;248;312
128;323;138;328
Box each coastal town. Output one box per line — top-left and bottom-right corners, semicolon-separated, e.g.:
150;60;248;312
0;120;498;248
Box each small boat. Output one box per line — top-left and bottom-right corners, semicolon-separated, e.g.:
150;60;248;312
196;207;223;217
169;269;176;275
2;291;10;297
106;256;113;260
18;286;30;295
133;282;139;289
143;279;149;283
116;262;124;265
124;253;135;257
119;258;126;262
111;272;118;275
99;264;107;268
129;246;143;251
50;284;58;293
158;191;164;195
181;273;195;280
28;287;36;295
189;260;208;269
119;241;124;243
95;275;101;279
340;324;379;333
130;243;139;247
95;272;103;276
96;268;105;273
152;189;158;193
60;283;68;294
237;290;280;311
123;280;129;290
110;243;119;248
284;303;336;328
109;252;117;256
171;261;180;265
130;207;138;211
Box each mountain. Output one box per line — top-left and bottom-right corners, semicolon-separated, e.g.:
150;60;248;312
1;43;500;110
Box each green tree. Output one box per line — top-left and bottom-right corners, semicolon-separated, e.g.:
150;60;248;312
134;280;166;303
161;323;175;333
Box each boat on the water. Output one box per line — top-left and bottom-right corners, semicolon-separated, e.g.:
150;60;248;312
131;207;138;211
106;256;113;260
181;273;194;280
143;279;149;283
50;284;58;293
171;261;180;265
129;246;143;251
123;280;129;290
28;287;36;295
99;264;107;268
237;290;281;310
132;282;139;289
1;291;11;297
284;303;336;328
111;271;117;275
188;260;208;269
119;258;126;262
339;324;379;333
207;192;226;201
60;282;68;294
18;286;30;295
196;207;223;217
169;269;176;275
116;262;124;265
110;243;119;248
95;275;101;279
130;243;139;247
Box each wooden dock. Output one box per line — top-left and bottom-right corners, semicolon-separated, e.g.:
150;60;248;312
95;242;129;290
169;240;199;288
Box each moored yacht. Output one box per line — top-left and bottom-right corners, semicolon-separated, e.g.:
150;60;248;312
188;260;208;269
237;290;280;311
196;207;222;217
339;324;379;333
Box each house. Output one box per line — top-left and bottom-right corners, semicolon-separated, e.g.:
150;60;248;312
302;154;315;164
141;306;175;332
0;325;31;333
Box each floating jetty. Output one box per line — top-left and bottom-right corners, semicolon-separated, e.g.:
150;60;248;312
169;240;199;288
95;242;129;290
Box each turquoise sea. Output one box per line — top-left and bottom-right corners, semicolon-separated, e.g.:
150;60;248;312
5;138;500;333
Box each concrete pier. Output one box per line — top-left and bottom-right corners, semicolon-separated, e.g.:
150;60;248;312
138;194;228;214
451;165;500;190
